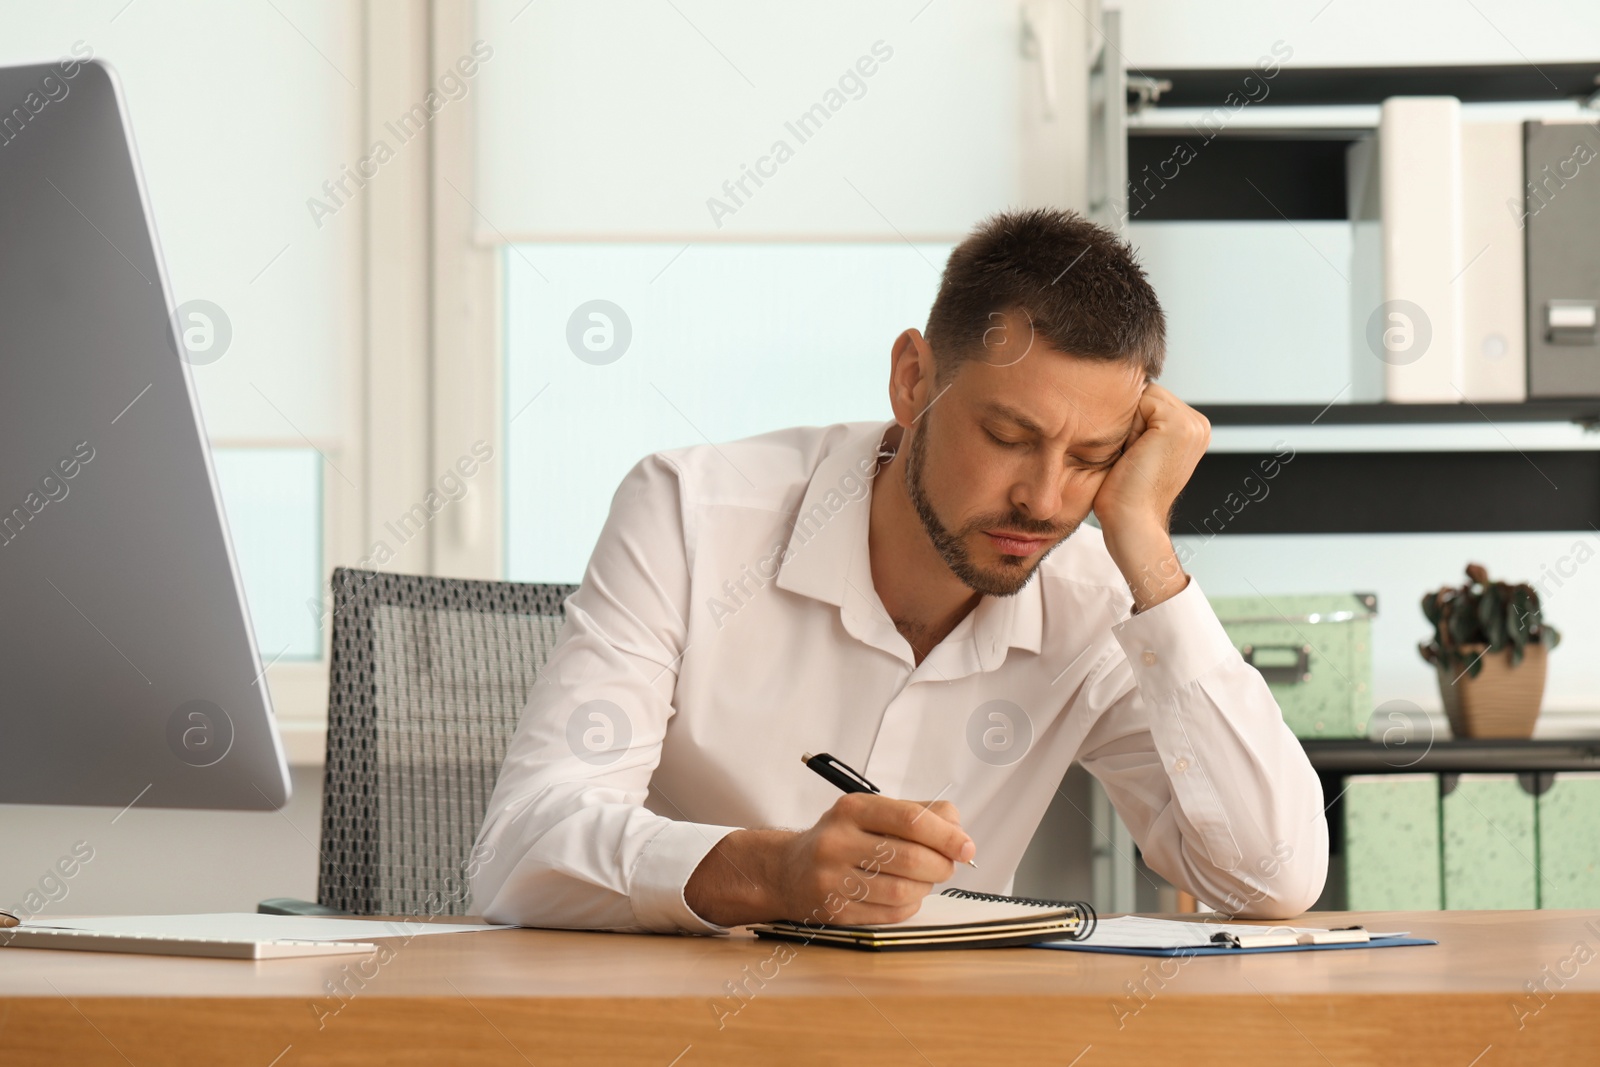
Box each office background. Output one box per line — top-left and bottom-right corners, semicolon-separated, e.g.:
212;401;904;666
2;0;1598;915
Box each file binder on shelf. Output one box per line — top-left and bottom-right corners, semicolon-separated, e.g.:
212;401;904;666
1459;119;1527;402
1367;96;1465;402
1525;119;1600;397
1348;99;1552;403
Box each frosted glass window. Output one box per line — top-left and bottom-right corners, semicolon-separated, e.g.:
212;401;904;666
211;448;323;661
505;243;949;582
475;0;1032;239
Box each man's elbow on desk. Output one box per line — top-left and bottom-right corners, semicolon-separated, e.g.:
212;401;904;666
1196;820;1331;920
474;867;655;934
1223;870;1327;921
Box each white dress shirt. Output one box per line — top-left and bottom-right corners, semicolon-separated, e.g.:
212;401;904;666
472;420;1328;932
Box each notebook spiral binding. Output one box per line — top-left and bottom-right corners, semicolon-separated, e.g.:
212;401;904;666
940;888;1098;941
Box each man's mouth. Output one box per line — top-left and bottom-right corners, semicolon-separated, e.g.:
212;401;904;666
983;530;1053;557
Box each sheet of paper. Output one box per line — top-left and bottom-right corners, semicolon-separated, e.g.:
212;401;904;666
21;913;514;943
1042;915;1409;950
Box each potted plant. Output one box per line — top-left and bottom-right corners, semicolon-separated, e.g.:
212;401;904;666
1418;563;1561;739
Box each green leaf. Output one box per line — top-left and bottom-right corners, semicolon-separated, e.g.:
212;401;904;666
1422;591;1440;625
1450;599;1478;646
1480;587;1505;649
1508;611;1529;649
1513;587;1533;633
1506;595;1525;650
1510;643;1523;667
1468;655;1484;678
1476;587;1498;629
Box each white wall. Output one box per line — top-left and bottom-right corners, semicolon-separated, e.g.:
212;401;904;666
1134;221;1355;404
2;768;321;918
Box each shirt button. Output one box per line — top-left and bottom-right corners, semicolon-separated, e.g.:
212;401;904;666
1174;757;1190;772
1141;650;1158;666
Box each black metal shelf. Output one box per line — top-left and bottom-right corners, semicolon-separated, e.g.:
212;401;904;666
1173;402;1600;534
1176;449;1600;534
1126;136;1352;220
1196;401;1600;427
1303;738;1600;774
1135;62;1600;109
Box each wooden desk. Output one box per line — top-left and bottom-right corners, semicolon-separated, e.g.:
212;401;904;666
2;911;1598;1065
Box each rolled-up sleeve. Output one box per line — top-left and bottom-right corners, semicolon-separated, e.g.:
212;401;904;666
471;454;743;934
1075;577;1329;919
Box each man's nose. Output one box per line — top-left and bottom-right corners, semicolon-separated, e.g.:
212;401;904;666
1011;458;1065;521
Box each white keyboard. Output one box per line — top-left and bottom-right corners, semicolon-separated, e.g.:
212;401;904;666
1;926;378;960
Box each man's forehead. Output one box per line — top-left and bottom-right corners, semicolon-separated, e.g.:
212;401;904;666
958;343;1144;439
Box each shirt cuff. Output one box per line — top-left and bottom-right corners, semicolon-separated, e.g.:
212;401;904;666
1110;576;1239;696
629;818;745;934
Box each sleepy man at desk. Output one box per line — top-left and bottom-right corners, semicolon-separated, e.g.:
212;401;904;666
472;208;1328;933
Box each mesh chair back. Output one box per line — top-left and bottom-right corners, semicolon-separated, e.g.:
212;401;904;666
318;567;577;915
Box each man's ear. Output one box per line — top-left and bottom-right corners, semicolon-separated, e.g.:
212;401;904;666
888;328;939;429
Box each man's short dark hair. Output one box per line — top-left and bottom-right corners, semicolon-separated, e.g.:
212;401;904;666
924;207;1165;381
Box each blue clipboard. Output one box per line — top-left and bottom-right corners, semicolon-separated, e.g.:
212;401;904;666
1037;934;1438;957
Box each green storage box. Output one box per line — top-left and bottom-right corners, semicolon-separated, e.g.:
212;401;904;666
1442;773;1538;909
1209;593;1376;738
1538;772;1600;908
1344;773;1442;910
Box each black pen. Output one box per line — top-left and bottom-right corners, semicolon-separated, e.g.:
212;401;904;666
801;752;978;868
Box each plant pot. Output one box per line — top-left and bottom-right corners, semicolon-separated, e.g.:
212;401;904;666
1435;642;1547;739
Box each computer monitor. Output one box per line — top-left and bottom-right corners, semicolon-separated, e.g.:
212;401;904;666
0;59;291;810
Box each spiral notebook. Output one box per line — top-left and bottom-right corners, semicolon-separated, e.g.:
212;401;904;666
751;888;1097;952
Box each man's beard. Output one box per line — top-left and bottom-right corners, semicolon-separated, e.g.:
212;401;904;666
904;417;1077;597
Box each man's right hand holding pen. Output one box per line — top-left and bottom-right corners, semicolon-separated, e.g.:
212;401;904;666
686;753;976;929
684;793;978;928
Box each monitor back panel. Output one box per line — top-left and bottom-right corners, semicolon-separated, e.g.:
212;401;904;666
0;59;289;809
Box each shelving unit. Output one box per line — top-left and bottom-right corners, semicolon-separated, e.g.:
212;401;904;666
1114;60;1600;911
1129;62;1600;535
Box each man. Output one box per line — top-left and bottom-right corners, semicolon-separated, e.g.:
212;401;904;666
472;208;1327;933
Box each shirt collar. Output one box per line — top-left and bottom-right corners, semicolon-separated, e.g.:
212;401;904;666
774;420;1044;672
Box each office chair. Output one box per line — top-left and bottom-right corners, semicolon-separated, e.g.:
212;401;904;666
259;567;577;917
